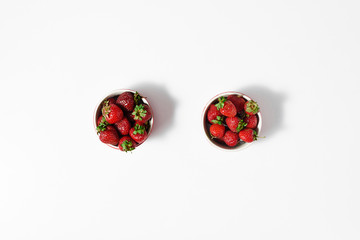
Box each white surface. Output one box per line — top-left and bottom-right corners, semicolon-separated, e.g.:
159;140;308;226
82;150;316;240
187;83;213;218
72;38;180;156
1;1;360;239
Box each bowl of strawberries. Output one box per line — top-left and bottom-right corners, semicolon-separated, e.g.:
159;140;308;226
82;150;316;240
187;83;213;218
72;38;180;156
94;89;153;152
203;91;262;150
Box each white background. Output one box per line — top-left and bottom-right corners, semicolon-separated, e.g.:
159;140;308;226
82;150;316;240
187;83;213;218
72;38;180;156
1;0;360;239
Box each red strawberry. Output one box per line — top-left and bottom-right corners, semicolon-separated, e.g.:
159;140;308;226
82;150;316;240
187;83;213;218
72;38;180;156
244;115;258;129
223;130;239;147
116;92;135;112
96;116;109;133
119;136;136;152
96;115;105;126
107;97;116;104
207;104;222;123
244;100;259;115
225;117;246;133
114;117;131;135
102;100;124;124
131;104;152;124
99;126;120;146
210;124;225;138
227;95;246;113
216;97;236;117
129;124;148;144
239;128;258;143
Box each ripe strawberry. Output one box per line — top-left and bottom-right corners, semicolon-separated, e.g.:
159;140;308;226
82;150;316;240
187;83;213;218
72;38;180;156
244;115;258;129
116;92;135;112
225;117;246;133
227;95;246;113
207;104;222;123
119;136;136;152
129;124;148;144
239;128;258;143
102;100;123;124
99;125;120;146
210;124;225;138
216;97;236;117
131;104;152;124
223;130;239;147
96;116;109;133
244;100;259;115
114;117;131;135
107;97;116;104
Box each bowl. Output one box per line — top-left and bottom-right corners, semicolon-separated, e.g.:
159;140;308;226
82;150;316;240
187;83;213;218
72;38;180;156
94;89;154;151
202;91;262;151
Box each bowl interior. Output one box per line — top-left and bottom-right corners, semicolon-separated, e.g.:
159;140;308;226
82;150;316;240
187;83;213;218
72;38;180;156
202;91;262;151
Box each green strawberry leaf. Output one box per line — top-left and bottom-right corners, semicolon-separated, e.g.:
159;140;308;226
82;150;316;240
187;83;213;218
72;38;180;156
132;104;147;121
245;100;259;114
133;124;145;135
96;116;109;133
236;119;247;132
211;116;223;125
101;100;110;118
121;140;135;152
215;97;226;110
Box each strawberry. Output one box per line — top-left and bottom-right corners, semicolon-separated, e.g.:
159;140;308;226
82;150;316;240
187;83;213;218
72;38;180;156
131;104;152;124
210;124;225;138
102;100;123;124
116;92;135;112
99;125;120;146
114;117;131;135
207;104;222;123
216;97;236;117
223;130;239;147
96;116;109;133
227;95;246;114
239;128;257;143
244;115;258;129
225;117;246;133
107;97;116;104
244;100;259;115
129;124;148;144
119;136;136;152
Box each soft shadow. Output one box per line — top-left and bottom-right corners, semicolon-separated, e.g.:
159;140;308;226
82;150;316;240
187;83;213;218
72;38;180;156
132;82;176;138
238;85;287;137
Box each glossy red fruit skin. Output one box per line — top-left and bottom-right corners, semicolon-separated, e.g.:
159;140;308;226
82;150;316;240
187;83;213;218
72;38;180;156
99;126;120;146
131;104;152;124
207;104;222;123
223;130;239;147
114;117;131;135
118;136;136;152
129;127;148;144
116;92;135;112
220;100;237;117
239;128;256;143
97;115;104;126
244;115;258;129
107;97;116;104
227;95;246;114
225;117;241;133
103;103;123;124
209;124;225;138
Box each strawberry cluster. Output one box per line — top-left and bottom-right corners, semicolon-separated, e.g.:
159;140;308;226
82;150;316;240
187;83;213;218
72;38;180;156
96;91;152;152
206;94;260;147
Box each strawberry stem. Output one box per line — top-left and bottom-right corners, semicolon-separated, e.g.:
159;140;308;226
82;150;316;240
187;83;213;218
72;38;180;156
215;97;226;110
132;104;147;121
